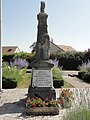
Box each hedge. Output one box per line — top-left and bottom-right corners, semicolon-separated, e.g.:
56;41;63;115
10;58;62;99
78;71;90;83
52;67;64;88
2;52;35;69
57;51;85;70
2;78;17;89
2;63;23;89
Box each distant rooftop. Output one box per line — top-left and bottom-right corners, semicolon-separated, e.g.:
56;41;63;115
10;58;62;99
2;46;20;54
58;45;76;52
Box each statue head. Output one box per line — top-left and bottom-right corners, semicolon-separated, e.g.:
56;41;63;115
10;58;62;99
40;1;45;13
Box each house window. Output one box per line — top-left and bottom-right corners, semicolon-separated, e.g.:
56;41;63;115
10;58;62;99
7;49;12;52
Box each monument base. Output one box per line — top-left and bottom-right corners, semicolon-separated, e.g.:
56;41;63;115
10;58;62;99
26;107;59;115
28;87;56;100
28;60;56;100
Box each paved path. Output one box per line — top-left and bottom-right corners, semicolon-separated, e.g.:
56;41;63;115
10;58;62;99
0;88;66;120
62;70;79;76
0;88;90;120
62;71;90;88
0;71;90;119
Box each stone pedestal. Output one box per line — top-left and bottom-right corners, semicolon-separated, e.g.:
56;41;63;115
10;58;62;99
28;87;56;100
28;61;56;100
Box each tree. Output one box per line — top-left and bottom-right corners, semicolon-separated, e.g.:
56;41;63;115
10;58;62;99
30;42;36;54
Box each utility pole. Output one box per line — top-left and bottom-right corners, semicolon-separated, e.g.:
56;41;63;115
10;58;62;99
0;0;2;91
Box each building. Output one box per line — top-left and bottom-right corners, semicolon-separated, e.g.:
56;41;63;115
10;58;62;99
50;41;76;55
2;46;20;54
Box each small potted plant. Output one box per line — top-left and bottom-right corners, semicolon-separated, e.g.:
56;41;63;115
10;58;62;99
58;89;72;108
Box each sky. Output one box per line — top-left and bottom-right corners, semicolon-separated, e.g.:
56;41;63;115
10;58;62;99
2;0;90;52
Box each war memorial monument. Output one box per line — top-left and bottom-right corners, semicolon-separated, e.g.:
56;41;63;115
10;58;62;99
28;1;56;100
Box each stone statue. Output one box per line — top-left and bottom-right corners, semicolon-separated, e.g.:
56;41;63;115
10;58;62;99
40;1;45;13
40;33;50;60
36;1;49;61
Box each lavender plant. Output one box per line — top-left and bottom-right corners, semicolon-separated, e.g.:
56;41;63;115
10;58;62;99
49;58;59;67
10;58;29;70
78;61;90;82
79;60;90;74
52;59;59;67
63;105;90;120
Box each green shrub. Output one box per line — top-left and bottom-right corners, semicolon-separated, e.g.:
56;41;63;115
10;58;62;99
78;71;90;83
2;78;17;88
53;80;64;88
19;68;26;75
52;67;64;88
84;49;90;63
78;62;90;83
63;106;90;120
2;63;22;88
17;68;27;84
57;51;84;70
2;54;15;64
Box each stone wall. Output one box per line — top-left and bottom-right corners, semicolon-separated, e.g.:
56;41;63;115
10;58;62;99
57;88;90;107
57;88;90;119
71;88;90;108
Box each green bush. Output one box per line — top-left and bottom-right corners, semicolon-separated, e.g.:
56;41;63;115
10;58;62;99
53;80;64;88
2;63;22;88
84;49;90;63
2;78;17;88
50;50;90;70
63;106;90;120
2;54;15;64
78;62;90;83
78;71;90;83
52;67;64;88
19;68;26;75
57;51;85;70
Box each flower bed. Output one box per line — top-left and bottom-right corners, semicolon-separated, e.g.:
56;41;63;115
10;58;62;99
26;97;61;107
25;89;73;115
25;97;61;115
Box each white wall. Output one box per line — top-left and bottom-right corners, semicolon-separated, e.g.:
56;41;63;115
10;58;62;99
15;47;20;53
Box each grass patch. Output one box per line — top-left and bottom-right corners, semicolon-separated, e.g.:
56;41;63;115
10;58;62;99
17;73;31;88
63;81;74;88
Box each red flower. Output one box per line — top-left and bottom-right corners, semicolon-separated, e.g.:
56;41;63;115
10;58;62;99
38;98;41;100
32;98;35;101
31;103;36;108
46;97;48;101
58;99;62;105
50;101;53;104
26;97;28;101
36;97;39;100
38;102;41;105
26;97;30;103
